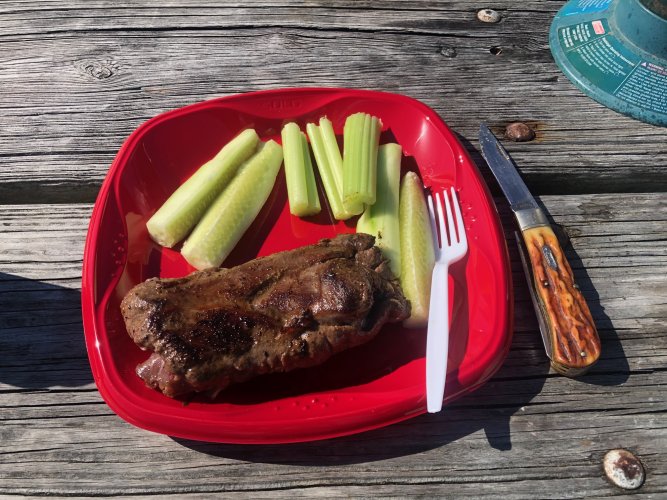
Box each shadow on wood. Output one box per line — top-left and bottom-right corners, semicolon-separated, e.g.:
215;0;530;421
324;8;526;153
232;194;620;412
0;272;93;389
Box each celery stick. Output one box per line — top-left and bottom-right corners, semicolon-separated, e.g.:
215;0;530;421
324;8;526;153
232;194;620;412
306;119;351;220
359;114;371;197
318;118;343;191
181;140;283;270
342;112;381;214
341;113;365;215
281;122;321;216
146;128;259;248
301;132;321;215
367;116;381;206
399;171;436;328
356;143;402;277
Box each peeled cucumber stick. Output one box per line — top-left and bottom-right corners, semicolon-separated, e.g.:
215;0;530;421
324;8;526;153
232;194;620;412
281;122;320;217
146;129;260;247
181;140;283;270
399;171;436;328
357;143;402;277
306;118;351;220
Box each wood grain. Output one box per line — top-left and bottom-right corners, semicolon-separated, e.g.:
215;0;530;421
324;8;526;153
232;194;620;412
1;1;666;203
1;194;665;497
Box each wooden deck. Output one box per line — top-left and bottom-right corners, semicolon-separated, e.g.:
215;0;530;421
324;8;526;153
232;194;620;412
1;1;665;497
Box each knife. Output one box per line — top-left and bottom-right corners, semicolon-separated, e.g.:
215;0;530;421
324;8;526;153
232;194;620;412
478;124;601;376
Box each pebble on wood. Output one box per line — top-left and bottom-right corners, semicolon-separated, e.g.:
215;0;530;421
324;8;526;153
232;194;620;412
505;122;536;142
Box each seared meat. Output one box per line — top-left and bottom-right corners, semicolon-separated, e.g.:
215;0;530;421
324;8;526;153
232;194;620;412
120;233;410;398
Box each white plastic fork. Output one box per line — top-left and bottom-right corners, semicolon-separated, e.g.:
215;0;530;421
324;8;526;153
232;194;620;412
426;187;468;413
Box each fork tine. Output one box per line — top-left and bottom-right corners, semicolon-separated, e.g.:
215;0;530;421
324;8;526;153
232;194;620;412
426;192;440;251
435;192;448;246
442;190;457;244
450;187;467;246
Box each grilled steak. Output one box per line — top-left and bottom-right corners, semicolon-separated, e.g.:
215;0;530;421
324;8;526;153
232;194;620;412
121;233;410;398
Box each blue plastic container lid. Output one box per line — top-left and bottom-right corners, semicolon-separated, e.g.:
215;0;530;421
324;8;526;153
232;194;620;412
549;0;667;126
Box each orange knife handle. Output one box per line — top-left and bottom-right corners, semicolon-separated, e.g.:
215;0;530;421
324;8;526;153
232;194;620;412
522;225;601;376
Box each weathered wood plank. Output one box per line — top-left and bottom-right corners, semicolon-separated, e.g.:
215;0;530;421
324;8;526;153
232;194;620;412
0;193;665;496
0;0;573;33
1;1;666;203
0;387;665;498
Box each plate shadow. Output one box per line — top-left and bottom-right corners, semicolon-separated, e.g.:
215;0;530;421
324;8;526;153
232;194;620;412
171;332;550;464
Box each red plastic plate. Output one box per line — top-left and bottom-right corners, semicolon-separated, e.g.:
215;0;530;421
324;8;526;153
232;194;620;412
81;88;512;444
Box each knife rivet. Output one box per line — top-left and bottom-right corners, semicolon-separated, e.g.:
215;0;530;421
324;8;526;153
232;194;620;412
542;280;549;287
477;9;501;23
580;351;586;358
573;283;580;290
604;449;645;490
505;122;536;142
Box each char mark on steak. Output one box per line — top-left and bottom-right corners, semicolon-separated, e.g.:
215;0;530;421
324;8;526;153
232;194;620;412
120;233;410;398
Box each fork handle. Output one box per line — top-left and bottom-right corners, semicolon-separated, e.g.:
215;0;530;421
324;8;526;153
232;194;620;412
522;225;601;376
426;263;450;413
